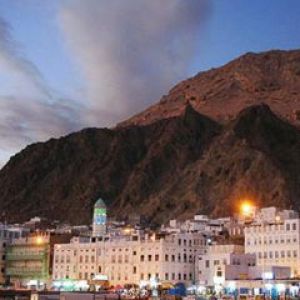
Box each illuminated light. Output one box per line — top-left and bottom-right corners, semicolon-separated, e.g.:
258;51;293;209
36;236;43;245
240;201;255;217
275;215;281;223
213;276;224;285
93;274;108;280
150;276;158;288
123;228;131;234
262;272;274;280
139;281;147;288
265;283;273;290
27;280;39;286
276;284;285;293
290;286;299;294
227;281;236;291
197;286;206;294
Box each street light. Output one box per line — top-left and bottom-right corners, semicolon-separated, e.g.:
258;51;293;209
240;201;254;217
36;236;43;245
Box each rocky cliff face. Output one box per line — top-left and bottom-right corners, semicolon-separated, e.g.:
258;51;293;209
120;49;300;128
1;50;300;225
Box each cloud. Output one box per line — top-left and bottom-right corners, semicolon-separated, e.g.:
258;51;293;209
0;17;51;98
0;16;83;166
0;1;209;166
59;0;209;126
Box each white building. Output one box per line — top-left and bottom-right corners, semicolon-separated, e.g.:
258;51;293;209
245;207;300;277
198;244;255;288
53;231;206;287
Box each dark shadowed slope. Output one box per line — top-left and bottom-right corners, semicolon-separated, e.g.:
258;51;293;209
0;103;300;224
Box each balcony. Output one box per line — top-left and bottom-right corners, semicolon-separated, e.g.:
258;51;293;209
6;252;46;261
6;267;48;278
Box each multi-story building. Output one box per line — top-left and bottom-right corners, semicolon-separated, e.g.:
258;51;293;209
198;244;256;288
245;207;300;277
53;231;206;287
0;224;28;285
5;232;71;288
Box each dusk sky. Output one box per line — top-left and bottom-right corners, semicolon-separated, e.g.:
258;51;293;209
0;0;300;166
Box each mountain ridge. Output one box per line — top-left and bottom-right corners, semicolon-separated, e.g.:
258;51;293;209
119;49;300;128
1;49;300;224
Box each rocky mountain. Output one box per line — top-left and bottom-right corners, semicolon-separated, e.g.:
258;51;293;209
1;50;300;225
120;49;300;128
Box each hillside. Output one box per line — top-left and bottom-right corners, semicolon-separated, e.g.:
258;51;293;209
1;50;300;225
120;49;300;128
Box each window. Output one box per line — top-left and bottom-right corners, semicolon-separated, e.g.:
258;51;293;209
183;274;187;280
155;254;159;262
133;266;137;274
165;273;169;280
214;260;219;266
141;273;144;280
178;239;181;246
141;255;144;262
183;254;187;263
165;254;169;262
148;273;151;280
287;223;290;231
275;251;279;258
216;270;222;277
205;260;210;268
281;251;285;258
172;273;175;280
133;251;137;255
148;255;152;262
171;255;175;262
178;273;181;280
293;223;297;230
294;250;298;257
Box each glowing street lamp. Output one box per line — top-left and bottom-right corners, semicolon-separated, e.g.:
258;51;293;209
36;236;43;245
240;201;255;217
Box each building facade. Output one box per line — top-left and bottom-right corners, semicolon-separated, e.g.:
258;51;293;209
244;207;300;277
198;244;256;287
0;224;28;285
53;231;206;287
6;232;71;288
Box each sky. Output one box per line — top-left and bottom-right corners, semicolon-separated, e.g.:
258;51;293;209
0;0;300;166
